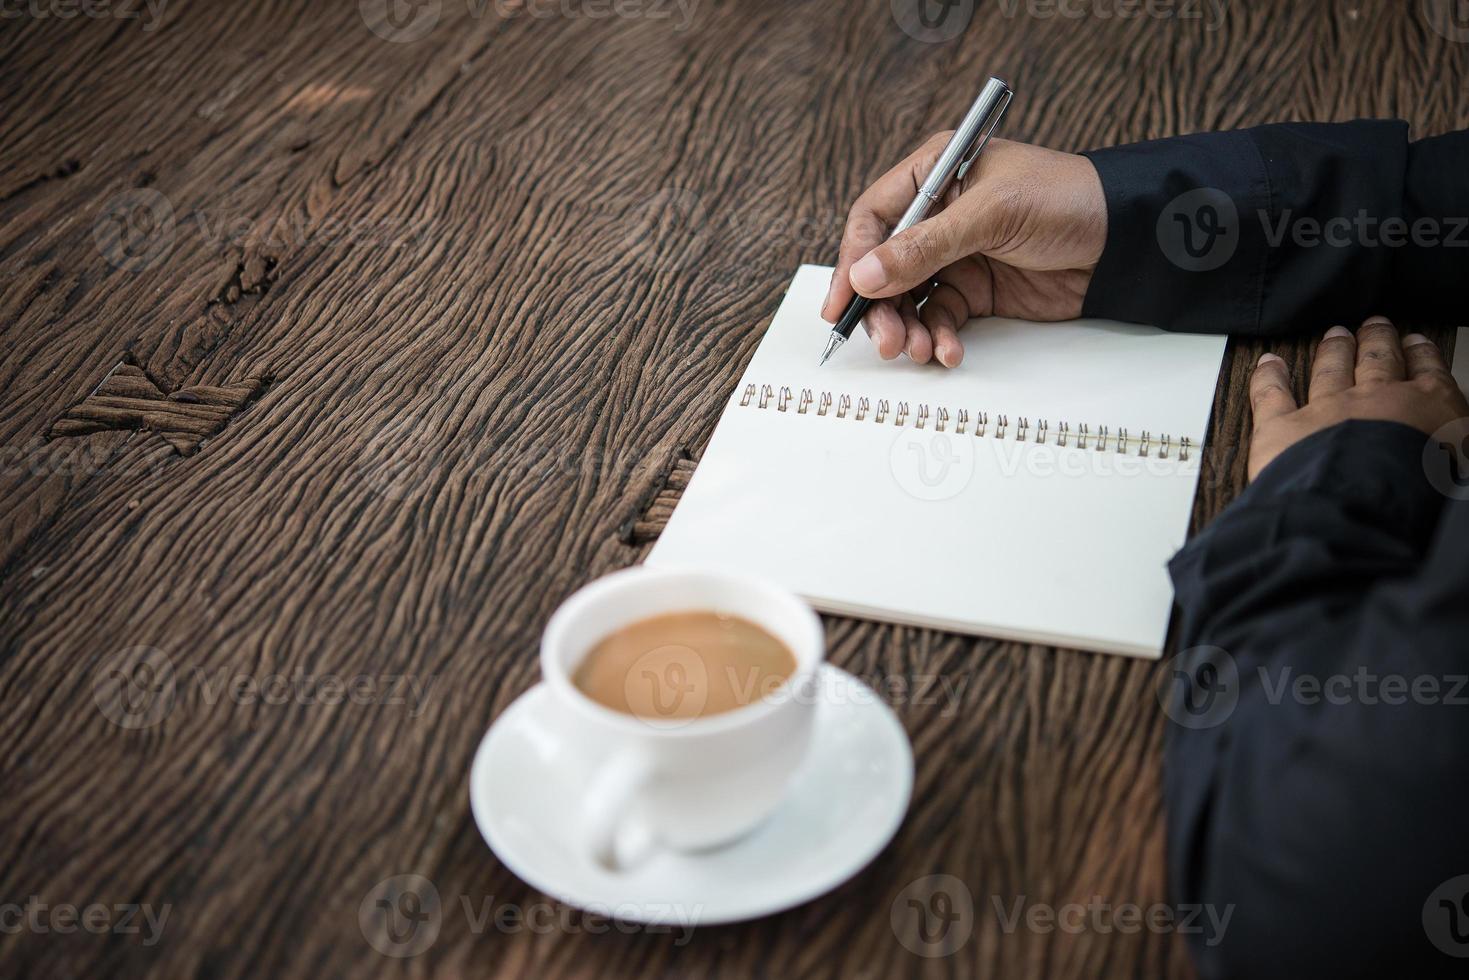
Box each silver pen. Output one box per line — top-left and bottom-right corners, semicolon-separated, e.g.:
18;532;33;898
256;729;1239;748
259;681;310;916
820;76;1014;365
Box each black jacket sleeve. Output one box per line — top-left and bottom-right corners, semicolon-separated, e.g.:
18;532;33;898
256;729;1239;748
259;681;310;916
1163;419;1469;979
1080;122;1469;335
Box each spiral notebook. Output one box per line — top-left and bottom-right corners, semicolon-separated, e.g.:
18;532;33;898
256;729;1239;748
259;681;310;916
647;265;1227;659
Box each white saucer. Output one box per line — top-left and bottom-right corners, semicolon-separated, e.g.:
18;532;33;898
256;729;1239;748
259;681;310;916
469;664;914;925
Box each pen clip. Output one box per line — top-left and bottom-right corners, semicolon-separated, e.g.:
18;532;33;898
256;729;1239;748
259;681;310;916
956;89;1012;182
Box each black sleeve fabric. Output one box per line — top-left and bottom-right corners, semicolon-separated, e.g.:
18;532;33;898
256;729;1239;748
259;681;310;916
1080;122;1469;335
1164;419;1469;979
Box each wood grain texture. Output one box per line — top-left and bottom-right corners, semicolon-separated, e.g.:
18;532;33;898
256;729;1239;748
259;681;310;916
0;1;1464;977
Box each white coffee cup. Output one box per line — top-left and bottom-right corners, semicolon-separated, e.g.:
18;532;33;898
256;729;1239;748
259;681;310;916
540;566;825;871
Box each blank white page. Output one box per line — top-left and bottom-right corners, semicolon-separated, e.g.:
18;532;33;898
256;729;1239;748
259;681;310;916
647;265;1228;659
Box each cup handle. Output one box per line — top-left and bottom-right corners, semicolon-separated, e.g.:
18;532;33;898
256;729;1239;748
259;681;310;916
584;751;658;872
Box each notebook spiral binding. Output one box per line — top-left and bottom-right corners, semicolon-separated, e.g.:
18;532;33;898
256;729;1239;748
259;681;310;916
738;383;1190;460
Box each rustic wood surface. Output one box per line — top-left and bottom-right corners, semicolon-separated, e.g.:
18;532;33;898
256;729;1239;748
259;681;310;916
1;1;1465;976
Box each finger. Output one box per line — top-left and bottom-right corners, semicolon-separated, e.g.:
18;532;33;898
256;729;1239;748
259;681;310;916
1308;326;1356;400
931;256;995;320
919;282;969;367
1354;316;1405;385
851;207;982;300
823;133;951;321
864;299;906;360
1403;333;1453;384
824;206;888;321
898;294;933;364
1249;353;1297;427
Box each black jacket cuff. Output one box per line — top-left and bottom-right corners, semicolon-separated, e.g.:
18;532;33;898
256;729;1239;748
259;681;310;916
1082;121;1410;335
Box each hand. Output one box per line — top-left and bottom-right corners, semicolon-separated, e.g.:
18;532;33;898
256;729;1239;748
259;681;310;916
822;136;1107;367
1248;316;1469;481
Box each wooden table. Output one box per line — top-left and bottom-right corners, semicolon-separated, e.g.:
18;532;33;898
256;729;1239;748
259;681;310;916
2;2;1464;976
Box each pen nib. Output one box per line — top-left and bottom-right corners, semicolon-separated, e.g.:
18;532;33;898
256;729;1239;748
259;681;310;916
819;334;844;366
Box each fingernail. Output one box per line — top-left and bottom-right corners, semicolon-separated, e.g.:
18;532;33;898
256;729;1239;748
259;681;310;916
936;343;951;365
850;253;885;294
1363;315;1393;328
1324;325;1351;339
1258;353;1283;366
1403;333;1431;347
822;278;835;314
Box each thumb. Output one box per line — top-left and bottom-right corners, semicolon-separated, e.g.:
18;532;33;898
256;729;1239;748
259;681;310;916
848;209;977;299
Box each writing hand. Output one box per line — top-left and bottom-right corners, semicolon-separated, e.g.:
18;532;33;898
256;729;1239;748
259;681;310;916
822;136;1107;367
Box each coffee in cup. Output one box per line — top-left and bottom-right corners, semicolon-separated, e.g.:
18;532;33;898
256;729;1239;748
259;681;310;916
571;610;797;721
